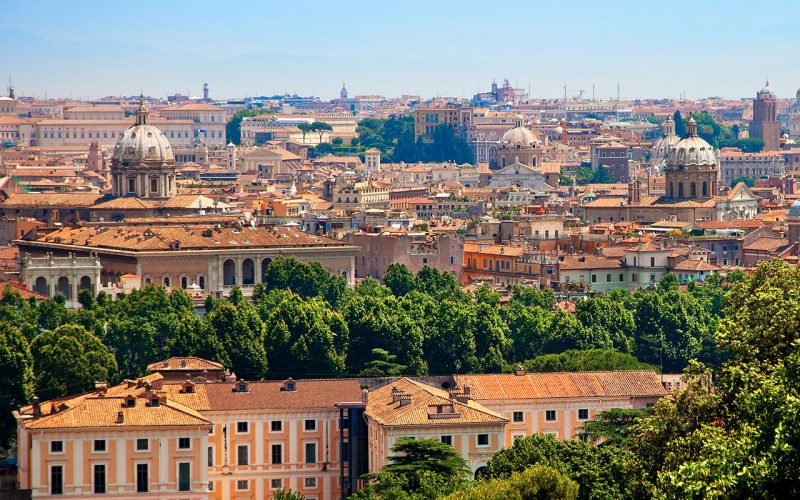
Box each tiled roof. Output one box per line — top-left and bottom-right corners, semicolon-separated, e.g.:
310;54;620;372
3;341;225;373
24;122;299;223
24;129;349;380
147;357;224;373
672;259;720;271
27;224;348;252
3;193;103;208
698;220;763;230
163;379;363;412
744;237;788;252
454;371;667;400
365;378;506;427
559;255;623;270
463;243;525;256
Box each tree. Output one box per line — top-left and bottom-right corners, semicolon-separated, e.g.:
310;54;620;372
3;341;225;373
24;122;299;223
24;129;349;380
359;348;407;377
106;318;156;379
416;266;463;301
0;321;34;446
731;176;756;187
442;465;579;500
523;349;657;373
226;108;274;145
30;324;118;400
485;434;645;500
578;408;650;447
205;301;267;380
383;263;416;296
298;122;313;144
591;166;613;183
259;290;347;377
310;121;333;144
375;437;469;491
673;111;685;137
425;300;477;373
272;489;306;500
261;257;347;307
575;295;635;353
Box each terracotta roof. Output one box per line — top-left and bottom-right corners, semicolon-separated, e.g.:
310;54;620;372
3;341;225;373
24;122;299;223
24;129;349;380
27;224;348;252
559;254;623;270
163;378;363;412
744;237;788;252
463;243;525;257
672;259;720;272
147;357;225;373
366;378;507;427
454;371;667;400
3;193;103;208
698;220;763;230
161;103;222;112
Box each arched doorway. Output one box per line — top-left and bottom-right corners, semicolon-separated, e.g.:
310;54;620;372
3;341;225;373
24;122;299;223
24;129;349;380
474;467;487;480
223;259;236;286
33;277;48;296
242;258;255;285
261;258;272;283
79;276;92;291
56;277;70;299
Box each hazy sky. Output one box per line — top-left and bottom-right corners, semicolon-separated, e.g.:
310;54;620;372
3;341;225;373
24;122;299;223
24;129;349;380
3;0;800;101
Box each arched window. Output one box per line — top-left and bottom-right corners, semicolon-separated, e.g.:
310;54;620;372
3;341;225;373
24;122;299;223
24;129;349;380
198;275;205;289
702;182;708;197
678;182;684;198
669;182;674;198
242;258;255;285
34;277;48;296
690;182;696;197
180;276;188;289
57;277;70;299
79;276;92;291
261;258;272;282
163;276;171;288
223;259;236;286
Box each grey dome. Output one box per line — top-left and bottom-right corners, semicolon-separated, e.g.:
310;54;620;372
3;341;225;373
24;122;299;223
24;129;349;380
112;98;174;165
667;117;717;168
790;199;800;218
500;115;539;146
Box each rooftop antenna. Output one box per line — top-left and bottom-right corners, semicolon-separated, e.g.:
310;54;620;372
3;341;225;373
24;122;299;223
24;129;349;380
617;83;620;102
592;84;595;102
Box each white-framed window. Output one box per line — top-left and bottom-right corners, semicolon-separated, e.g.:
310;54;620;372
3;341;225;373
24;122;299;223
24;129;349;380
135;462;149;493
236;479;249;491
545;410;557;422
304;442;317;464
93;439;106;453
270;420;282;432
271;478;282;489
578;408;589;420
476;434;490;447
178;437;191;450
440;435;452;446
177;462;191;492
304;477;317;488
93;462;107;494
207;446;214;467
50;441;64;454
50;464;64;495
136;438;149;451
236;421;249;434
271;443;282;464
512;411;524;423
304;419;316;431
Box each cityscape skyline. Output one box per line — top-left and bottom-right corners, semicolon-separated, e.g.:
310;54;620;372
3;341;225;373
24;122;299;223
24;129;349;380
3;0;800;101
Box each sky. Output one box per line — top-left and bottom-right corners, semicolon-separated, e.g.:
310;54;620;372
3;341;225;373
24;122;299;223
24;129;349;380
3;0;800;101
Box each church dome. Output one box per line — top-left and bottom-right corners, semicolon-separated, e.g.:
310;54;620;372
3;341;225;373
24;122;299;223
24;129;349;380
500;115;539;147
790;199;800;218
112;97;174;166
758;80;776;98
796;87;800;100
651;133;680;159
667;117;717;167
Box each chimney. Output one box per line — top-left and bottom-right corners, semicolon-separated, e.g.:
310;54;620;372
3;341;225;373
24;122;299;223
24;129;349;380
398;392;411;407
390;386;401;403
514;365;526;376
360;386;369;404
116;411;124;424
32;396;41;417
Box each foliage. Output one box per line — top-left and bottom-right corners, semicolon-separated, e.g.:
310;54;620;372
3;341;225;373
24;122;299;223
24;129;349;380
355;438;469;498
30;324;117;400
591;166;613;184
441;465;579;500
261;256;347;308
356;116;472;164
226;108;274;145
272;488;306;500
359;348;407;377
205;300;267;380
0;321;34;445
522;349;657;373
485;434;644;500
577;408;650;447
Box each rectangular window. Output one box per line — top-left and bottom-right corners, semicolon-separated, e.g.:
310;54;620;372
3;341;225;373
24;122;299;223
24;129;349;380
207;446;214;466
546;410;557;421
237;421;249;433
650;257;655;267
591;274;597;283
440;435;452;446
236;479;249;491
271;420;282;432
136;463;148;493
271;478;282;489
513;411;524;422
93;439;106;452
305;477;317;488
304;419;316;431
271;443;283;464
51;465;63;495
150;178;158;193
93;464;106;494
178;462;191;492
237;445;249;465
51;441;63;454
136;438;149;451
305;442;317;463
606;274;611;282
477;434;490;447
178;437;191;450
578;409;589;420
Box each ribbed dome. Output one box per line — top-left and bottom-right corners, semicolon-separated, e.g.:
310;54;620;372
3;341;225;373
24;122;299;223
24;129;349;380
790;199;800;218
112;98;174;165
500;116;539;146
667;117;717;167
758;80;776;98
651;133;680;159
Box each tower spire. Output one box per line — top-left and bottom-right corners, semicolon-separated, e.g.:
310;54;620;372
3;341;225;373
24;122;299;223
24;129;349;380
134;93;148;125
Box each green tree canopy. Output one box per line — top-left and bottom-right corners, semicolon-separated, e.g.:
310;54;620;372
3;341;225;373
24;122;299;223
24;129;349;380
0;321;34;444
442;465;579;500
